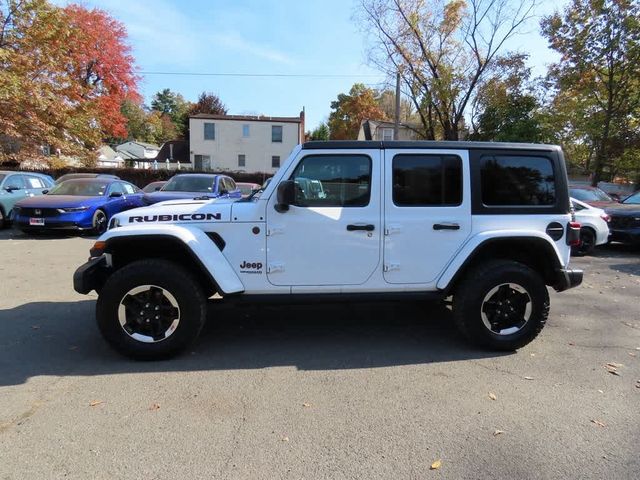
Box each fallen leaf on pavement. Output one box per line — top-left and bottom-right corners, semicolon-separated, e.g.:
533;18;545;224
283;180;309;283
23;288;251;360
430;460;442;470
523;376;534;380
606;362;624;368
302;402;312;408
281;436;290;442
488;392;497;401
590;419;606;427
89;400;103;407
149;403;160;410
493;430;505;436
568;342;575;346
597;389;604;394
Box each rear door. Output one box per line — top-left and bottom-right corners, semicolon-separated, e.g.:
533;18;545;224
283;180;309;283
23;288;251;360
383;149;471;284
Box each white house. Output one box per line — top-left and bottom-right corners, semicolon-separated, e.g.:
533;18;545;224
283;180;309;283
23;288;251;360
96;145;124;168
357;119;421;141
188;112;305;173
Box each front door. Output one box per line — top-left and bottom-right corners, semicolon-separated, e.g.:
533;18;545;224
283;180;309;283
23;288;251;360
383;149;471;284
266;151;381;286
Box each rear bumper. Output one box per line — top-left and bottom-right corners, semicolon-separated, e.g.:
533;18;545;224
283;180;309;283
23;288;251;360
554;268;583;292
73;255;110;294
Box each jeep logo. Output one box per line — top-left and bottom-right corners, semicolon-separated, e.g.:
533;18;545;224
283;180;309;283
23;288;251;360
240;261;263;270
128;213;222;222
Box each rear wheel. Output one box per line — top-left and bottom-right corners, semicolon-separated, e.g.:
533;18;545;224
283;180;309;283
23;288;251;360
0;207;6;229
96;259;207;359
92;209;107;234
453;260;549;351
572;228;596;256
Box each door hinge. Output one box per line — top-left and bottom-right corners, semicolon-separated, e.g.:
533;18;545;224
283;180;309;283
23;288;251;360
384;225;402;235
383;263;400;272
267;263;285;273
266;226;284;236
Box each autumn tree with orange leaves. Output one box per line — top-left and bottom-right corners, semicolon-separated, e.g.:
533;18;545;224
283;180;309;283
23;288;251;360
0;0;139;165
327;84;388;140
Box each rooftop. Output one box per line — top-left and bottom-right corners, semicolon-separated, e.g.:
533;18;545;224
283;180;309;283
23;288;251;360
190;113;302;124
302;140;560;151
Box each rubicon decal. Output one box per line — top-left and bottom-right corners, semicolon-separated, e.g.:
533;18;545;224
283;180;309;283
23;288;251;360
239;261;263;274
128;213;222;222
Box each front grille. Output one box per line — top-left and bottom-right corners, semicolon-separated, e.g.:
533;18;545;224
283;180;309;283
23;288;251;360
18;207;60;218
610;215;639;229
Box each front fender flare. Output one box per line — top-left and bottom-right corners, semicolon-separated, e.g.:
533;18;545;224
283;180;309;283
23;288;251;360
99;224;245;295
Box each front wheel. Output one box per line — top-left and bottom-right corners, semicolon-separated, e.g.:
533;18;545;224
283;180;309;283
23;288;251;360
452;260;549;351
92;209;108;235
96;259;207;359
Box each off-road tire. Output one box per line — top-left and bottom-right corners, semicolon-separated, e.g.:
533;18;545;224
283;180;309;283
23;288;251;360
452;260;549;351
96;259;207;360
571;228;596;256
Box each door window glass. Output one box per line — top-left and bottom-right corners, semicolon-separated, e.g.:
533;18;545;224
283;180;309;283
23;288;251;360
481;155;555;206
25;176;46;189
122;183;136;194
393;154;462;206
290;155;371;207
108;183;125;195
5;175;25;189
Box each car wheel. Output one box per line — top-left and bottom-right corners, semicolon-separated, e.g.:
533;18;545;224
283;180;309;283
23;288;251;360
96;259;207;360
0;207;5;229
92;209;108;235
572;228;596;256
453;260;549;351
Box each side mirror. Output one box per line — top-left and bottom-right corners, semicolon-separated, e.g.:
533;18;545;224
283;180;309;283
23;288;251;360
109;191;123;198
275;180;296;213
42;189;49;195
5;185;20;192
154;186;162;191
219;189;229;196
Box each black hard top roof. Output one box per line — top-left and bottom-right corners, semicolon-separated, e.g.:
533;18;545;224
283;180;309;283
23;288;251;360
302;140;560;151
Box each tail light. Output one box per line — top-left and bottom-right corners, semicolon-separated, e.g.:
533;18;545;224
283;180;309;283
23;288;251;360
600;214;611;223
566;222;581;246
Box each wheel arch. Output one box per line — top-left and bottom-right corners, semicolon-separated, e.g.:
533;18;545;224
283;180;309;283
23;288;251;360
439;235;563;295
99;229;244;297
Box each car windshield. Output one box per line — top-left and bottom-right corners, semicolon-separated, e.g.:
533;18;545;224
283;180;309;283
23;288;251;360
161;176;215;193
48;180;108;196
623;191;640;204
570;187;612;202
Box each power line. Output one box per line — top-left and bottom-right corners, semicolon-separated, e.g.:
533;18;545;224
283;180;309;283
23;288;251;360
139;71;385;78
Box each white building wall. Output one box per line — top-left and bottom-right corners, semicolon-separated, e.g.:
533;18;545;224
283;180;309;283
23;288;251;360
189;118;301;174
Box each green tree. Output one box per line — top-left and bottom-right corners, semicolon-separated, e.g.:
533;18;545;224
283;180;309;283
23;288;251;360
151;88;191;138
328;83;387;140
309;122;330;141
541;0;640;184
470;54;543;142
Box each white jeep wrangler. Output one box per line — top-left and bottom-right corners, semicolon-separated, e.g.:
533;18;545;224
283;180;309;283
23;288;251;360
74;141;583;359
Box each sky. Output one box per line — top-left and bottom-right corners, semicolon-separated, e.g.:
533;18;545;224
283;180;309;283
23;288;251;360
54;0;569;130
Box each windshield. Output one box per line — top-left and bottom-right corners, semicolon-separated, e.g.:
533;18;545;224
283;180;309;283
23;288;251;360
623;191;640;204
48;180;108;196
570;187;612;202
161;176;215;193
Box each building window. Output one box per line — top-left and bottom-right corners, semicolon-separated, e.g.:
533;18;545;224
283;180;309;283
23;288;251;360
204;122;215;140
238;154;246;167
272;125;283;143
272;155;280;168
242;124;250;137
382;128;394;141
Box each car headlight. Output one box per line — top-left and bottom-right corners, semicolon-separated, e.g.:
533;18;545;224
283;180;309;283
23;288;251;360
57;206;89;213
109;217;120;229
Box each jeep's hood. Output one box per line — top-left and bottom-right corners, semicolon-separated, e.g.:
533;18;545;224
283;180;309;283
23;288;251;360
111;198;232;227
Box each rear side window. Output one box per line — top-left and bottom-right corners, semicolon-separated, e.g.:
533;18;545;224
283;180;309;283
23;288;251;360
393;154;462;206
25;176;46;189
290;154;371;207
480;155;555;206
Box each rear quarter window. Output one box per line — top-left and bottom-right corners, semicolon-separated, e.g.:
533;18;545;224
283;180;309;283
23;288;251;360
480;155;555;206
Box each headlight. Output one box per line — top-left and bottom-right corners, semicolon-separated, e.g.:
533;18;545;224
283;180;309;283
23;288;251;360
57;206;89;213
109;217;120;229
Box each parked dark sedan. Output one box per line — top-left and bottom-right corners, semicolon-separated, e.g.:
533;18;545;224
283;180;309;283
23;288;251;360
13;178;144;234
143;174;241;205
142;181;167;193
605;191;640;245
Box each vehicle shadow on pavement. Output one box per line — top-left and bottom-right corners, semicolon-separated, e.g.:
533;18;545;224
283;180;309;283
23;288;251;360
0;299;510;386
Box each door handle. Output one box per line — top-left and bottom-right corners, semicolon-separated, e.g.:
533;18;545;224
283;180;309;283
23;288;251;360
433;223;460;231
347;224;375;232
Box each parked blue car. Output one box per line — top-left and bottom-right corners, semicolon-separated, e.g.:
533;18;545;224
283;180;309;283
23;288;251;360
143;173;241;205
13;178;144;234
0;171;54;229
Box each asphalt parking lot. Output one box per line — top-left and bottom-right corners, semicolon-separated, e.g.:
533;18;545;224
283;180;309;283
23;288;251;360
0;229;639;480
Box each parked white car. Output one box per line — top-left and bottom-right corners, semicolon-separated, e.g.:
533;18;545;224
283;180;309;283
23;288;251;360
571;197;610;255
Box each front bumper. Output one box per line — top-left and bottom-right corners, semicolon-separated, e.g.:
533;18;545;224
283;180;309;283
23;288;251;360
73;255;110;294
554;268;583;292
609;228;640;245
14;212;93;231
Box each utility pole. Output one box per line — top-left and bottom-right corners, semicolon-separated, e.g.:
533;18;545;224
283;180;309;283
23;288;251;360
394;72;401;140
